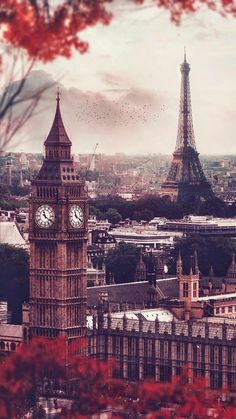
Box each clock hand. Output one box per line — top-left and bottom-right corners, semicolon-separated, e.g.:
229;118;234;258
43;211;50;221
75;211;81;220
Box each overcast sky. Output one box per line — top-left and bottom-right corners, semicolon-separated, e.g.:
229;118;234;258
13;1;236;155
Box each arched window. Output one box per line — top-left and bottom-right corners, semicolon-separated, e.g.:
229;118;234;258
0;341;5;350
10;342;16;351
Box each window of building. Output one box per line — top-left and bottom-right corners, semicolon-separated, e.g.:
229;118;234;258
176;342;180;360
228;306;233;313
112;336;119;355
193;282;197;298
185;342;188;360
221;307;225;314
144;338;155;358
215;307;220;314
10;342;16;351
228;347;232;365
183;282;189;298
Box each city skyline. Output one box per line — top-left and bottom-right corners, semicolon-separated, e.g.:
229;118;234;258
6;1;236;156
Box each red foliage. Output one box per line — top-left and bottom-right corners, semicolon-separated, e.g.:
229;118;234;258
1;338;236;418
0;0;112;62
136;0;236;24
138;370;236;419
0;337;67;418
1;1;236;64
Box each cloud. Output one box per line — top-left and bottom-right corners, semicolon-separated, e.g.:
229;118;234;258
100;72;128;87
7;70;170;155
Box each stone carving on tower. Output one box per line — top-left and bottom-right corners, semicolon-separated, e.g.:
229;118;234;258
29;92;88;342
160;51;214;204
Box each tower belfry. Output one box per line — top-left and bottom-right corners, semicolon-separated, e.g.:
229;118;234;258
29;94;88;342
160;52;214;204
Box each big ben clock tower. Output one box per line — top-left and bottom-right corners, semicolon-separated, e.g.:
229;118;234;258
29;93;88;341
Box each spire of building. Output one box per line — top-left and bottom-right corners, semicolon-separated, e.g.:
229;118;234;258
176;251;183;277
209;265;215;279
44;90;71;147
194;250;199;275
227;253;236;279
135;249;146;282
42;91;72;162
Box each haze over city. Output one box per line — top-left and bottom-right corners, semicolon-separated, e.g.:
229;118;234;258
6;1;236;155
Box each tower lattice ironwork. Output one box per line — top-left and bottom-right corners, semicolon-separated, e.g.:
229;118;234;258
160;52;214;204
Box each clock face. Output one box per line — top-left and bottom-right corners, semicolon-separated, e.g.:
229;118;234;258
69;205;84;228
35;205;55;228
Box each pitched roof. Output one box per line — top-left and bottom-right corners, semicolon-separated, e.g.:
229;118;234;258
87;277;179;307
44;98;71;146
0;222;26;246
0;324;23;339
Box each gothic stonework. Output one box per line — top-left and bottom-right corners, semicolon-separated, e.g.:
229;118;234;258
160;52;214;204
90;314;236;391
29;94;88;342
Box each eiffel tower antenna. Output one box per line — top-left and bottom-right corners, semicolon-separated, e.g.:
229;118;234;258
160;53;214;205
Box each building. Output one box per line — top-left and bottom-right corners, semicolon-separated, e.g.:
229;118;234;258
1;90;236;395
89;254;236;391
156;215;236;237
109;225;182;250
87;255;106;287
0;221;26;248
28;92;88;342
160;52;214;204
89;311;236;390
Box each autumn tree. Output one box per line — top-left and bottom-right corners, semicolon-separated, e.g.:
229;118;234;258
0;337;127;418
1;338;236;418
0;1;111;150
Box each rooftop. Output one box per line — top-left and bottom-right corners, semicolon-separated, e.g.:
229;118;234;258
0;221;26;247
87;278;179;307
0;324;23;339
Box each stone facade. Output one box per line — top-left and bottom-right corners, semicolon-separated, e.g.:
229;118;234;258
89;313;236;391
29;95;88;342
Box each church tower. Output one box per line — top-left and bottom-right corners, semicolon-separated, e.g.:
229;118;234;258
29;93;88;342
160;51;214;205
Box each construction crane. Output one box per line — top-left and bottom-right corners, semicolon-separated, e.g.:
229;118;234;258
86;142;99;173
77;142;99;178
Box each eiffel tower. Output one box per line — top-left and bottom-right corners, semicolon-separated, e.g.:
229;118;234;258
160;51;214;205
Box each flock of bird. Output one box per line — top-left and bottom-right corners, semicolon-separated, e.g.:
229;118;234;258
76;98;168;127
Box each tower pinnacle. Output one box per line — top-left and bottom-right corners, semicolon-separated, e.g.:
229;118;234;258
56;86;61;103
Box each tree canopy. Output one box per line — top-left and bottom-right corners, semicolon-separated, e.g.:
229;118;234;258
91;195;184;220
90;194;234;221
169;235;236;277
1;1;236;64
0;337;236;418
106;241;140;283
105;207;122;225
